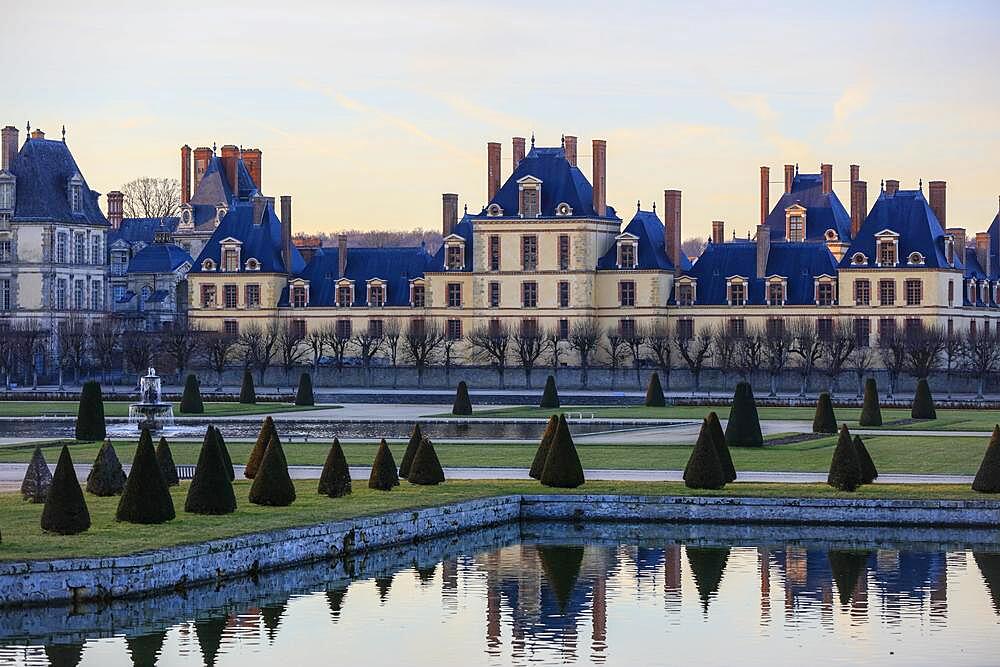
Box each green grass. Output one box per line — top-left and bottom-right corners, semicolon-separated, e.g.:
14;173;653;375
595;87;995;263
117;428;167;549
4;434;990;475
0;401;330;418
0;479;987;561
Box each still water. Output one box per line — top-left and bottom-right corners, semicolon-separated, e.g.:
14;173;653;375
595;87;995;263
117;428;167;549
1;522;997;666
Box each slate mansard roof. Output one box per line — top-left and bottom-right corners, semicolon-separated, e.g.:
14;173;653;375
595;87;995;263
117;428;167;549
764;173;852;242
190;199;304;275
109;217;181;246
127;242;193;274
596;208;693;272
7;137;109;226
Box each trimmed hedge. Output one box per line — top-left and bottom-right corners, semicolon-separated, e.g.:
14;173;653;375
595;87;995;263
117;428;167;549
645;372;665;408
539;375;560;409
685;547;731;611
827;424;862;492
239;370;256;404
812;392;838;434
706;411;737;482
540;414;585;489
368;439;400;490
85;439;127;496
194;617;226;667
326;586;349;620
537;545;585;613
156;436;179;486
529;415;559;480
318;438;352;498
972;425;1000;493
125;631;167;667
828;550;870;606
973;552;1000;614
179;374;204;414
859;378;882;427
854;434;879;485
725;381;763;447
75;380;106;441
40;445;91;535
911;378;937;420
245;416;276;479
397;423;424;479
408;437;445;485
683;418;726;490
116;428;176;524
248;430;296;506
214;426;235;481
452;381;472;416
21;446;52;503
295;372;314;406
185;426;237;515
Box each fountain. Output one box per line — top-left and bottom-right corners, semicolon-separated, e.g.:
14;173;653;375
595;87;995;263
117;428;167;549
128;367;175;431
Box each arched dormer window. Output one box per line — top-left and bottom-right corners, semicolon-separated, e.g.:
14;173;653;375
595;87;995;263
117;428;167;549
487;203;503;217
555;202;573;217
68;174;83;214
201;258;216;271
214;203;228;227
245;257;260;271
785;204;807;242
907;251;925;266
851;252;868;266
616;233;638;269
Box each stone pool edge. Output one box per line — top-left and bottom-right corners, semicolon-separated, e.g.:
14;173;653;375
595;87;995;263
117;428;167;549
2;493;998;607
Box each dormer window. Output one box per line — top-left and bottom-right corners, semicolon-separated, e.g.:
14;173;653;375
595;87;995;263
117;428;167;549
68;174;83;214
824;229;839;242
815;275;837;306
875;231;900;266
410;279;426;307
767;278;786;306
675;278;696;306
443;236;466;270
291;284;308;308
0;172;15;212
336;280;354;307
245;258;260;271
555;202;572;216
517;176;542;217
945;236;955;266
620;244;635;269
215;203;228;226
487;203;503;217
785;205;806;242
851;252;868;266
201;258;216;271
179;205;193;228
368;280;386;307
907;251;925;266
727;278;747;306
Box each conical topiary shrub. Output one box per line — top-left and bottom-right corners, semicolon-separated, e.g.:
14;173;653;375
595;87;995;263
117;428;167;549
859;378;882;426
21;446;52;503
318;437;352;497
245;416;276;479
683;419;727;490
529;415;559;480
86;439;127;496
117;428;175;524
295;372;314;406
685;547;731;611
185;426;236;515
44;643;85;667
725;381;763;447
125;630;167;667
248;430;296;506
75;380;106;441
452;380;472;416
911;378;936;420
369;439;400;490
537;545;585;613
375;574;394;603
645;372;665;408
179;374;204;414
853;434;878;484
326;586;349;621
973;425;1000;493
706;410;737;482
194;616;227;667
397;423;424;479
260;603;285;643
973;552;1000;615
40;445;91;535
156;436;179;486
828;550;870;606
812;392;838;434
408;437;445;485
213;426;234;481
540;414;585;488
827;424;862;492
239;369;256;404
539;375;560;409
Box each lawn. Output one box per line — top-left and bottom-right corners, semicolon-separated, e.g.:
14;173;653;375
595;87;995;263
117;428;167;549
0;401;329;418
0;479;986;561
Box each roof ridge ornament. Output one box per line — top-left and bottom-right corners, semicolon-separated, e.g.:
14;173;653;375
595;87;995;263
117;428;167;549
62;125;66;143
530;132;535;148
212;142;217;154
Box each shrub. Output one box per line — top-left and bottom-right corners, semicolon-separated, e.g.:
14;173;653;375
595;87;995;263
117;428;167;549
185;426;237;515
685;547;731;611
295;372;314;406
972;425;1000;493
179;374;204;414
125;631;167;667
828;550;871;606
214;426;235;481
21;446;52;503
452;380;472;416
40;445;91;534
239;369;256;404
645;372;665;407
859;378;882;427
540;414;585;488
397;423;424;479
156;436;179;486
326;586;349;621
725;381;763;447
248;430;296;506
318;437;352;497
706;411;736;482
408;437;445;485
537;545;585;613
812;392;838;434
194;616;227;667
261;603;286;643
117;428;175;524
44;644;85;667
368;439;400;490
75;380;106;441
375;575;394;602
683;419;727;489
827;424;862;492
85;439;127;496
973;552;1000;614
529;415;559;480
539;375;560;409
245;416;276;479
854;434;878;484
911;378;936;420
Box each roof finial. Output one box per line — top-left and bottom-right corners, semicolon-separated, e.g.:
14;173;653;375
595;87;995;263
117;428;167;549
212;142;217;154
795;162;799;175
530;132;535;148
637;199;641;211
652;201;656;212
919;178;923;191
881;179;885;191
61;125;66;142
464;203;468;214
561;134;565;148
26;121;30;135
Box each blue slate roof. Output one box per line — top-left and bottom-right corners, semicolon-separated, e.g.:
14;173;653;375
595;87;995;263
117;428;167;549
127;242;193;274
190;198;304;274
109;217;180;246
764;173;852;242
9;137;108;226
986;212;1000;280
145;289;169;303
839;189;952;269
596;208;693;271
475;145;618;220
190;156;234;206
681;240;837;305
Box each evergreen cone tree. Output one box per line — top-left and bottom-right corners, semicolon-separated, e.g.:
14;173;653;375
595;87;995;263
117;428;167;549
724;381;763;447
369;439;400;490
853;435;878;484
539;375;560;409
295;372;314;406
827;550;871;606
537;546;585;613
116;428;176;524
179;374;204;414
397;423;424;479
156;436;179;486
75;380;106;441
685;547;731;612
408;437;445;485
85;439;127;496
245;416;276;479
972;425;1000;493
40;445;91;535
21;446;53;503
858;377;882;426
706;411;737;482
185;426;237;515
248;430;297;506
827;424;863;492
911;378;937;419
452;380;472;416
973;552;1000;614
214;426;235;481
812;392;838;434
318;437;352;497
44;643;85;667
125;630;167;667
540;414;585;488
683;418;727;489
239;369;256;404
645;372;665;407
194;616;227;667
530;415;559;480
326;586;349;621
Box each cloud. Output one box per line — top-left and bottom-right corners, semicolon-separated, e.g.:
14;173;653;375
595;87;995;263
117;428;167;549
827;83;872;144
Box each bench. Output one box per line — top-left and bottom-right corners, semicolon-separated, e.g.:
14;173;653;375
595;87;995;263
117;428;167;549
41;413;74;418
283;434;311;443
565;412;596;421
176;465;196;480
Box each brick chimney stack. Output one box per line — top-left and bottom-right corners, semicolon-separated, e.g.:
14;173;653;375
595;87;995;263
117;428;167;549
821;163;833;195
760;166;770;226
664;189;682;274
29;129;44;140
947;228;966;266
712;221;725;244
885;179;900;196
442;193;458;236
850;181;867;238
1;126;18;171
107;191;124;229
487;142;501;202
180;145;192;204
512;137;525;172
592;139;607;217
338;235;348;278
976;231;991;277
849;165;861;237
193;146;212;188
783;164;795;193
220;145;239;195
850;164;860;184
928;180;946;226
242;148;262;192
279;195;293;275
564;135;578;166
756;224;770;279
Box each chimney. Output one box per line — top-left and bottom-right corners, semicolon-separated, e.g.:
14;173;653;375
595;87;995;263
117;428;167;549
850;164;860;184
279;195;293;274
976;232;991;277
821;163;833;195
756;224;770;279
947;227;967;266
783;164;794;193
760;166;770;226
564;135;578;166
1;126;18;171
242;148;262;192
487;142;501;202
106;191;124;229
30;129;45;140
851;180;867;238
180;145;192;204
712;221;725;244
885;179;900;196
220;145;239;195
193;147;212;188
252;195;267;226
338;235;348;277
663;189;682;273
928;180;946;226
592;139;607;217
442;193;459;236
512;137;525;172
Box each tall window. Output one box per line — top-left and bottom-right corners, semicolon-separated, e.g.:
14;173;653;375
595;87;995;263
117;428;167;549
768;282;784;306
854;279;871;306
337;284;352;307
73;280;84;309
91;235;101;265
728;317;745;336
879;318;896;342
57;233;67;263
336;319;352;339
854;318;870;347
766;317;784;337
521;187;539;216
879;279;896;306
91;280;102;310
489;281;501;308
904;279;923;306
0;279;9;310
619;280;636;307
729;282;746;306
878;240;897;266
788;215;804;242
291;285;307;308
678;318;694;341
558;281;570;307
223;284;238;308
446;245;463;270
817;317;833;341
970;319;978;338
522;281;538;308
292;319;307;339
677;283;694;306
412;284;426;307
447;283;462;308
905;318;923;339
369;284;384;307
521;235;538;271
619;318;636;338
817;282;835;306
74;233;86;264
948;281;955;306
246;284;261;308
558;235;570;270
111;251;127;276
446;319;462;340
488;235;501;271
558;318;569;340
113;284;126;304
619;243;636;269
224;320;239;336
0;239;11;263
56;278;67;309
521;318;539;338
368;319;384;338
223;248;239;272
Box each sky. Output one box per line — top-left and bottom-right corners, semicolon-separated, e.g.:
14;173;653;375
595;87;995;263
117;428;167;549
4;0;1000;239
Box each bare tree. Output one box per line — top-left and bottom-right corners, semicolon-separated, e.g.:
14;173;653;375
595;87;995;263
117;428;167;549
305;324;331;373
403;319;445;388
159;316;202;381
602;327;628;390
383;317;403;388
847;342;875;398
468;322;511;389
122;326;156;382
89;316;122;385
674;326;713;393
621;324;647;389
734;325;764;383
905;324;945;380
120;177;180;219
512;321;545;388
543;327;566;380
276;320;308;382
201;330;238;391
239;319;280;384
0;324;15;389
59;315;91;384
352;324;385;387
12;318;47;388
325;325;352;375
712;325;739;382
942;329;963;399
681;236;707;259
296;228;443;254
878;328;907;399
645;321;673;392
442;334;462;384
568;318;602;389
962;329;1000;399
790;318;823;397
763;322;793;397
819;320;856;393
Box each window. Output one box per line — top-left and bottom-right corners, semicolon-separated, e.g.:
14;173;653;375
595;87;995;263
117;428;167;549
678;318;694;341
447;283;462;308
140;285;151;305
817;282;835;306
768;282;784;306
292;285;308;308
245;258;260;271
521;318;538;338
558;281;570;307
488;235;501;271
522;281;538;308
446;245;463;270
223;284;238;308
337;284;352;307
854;279;871;306
489;281;501;308
766;317;784;338
970;319;978;338
223;248;239;272
879;318;896;342
0;239;10;263
878;239;897;266
904;279;923;306
291;319;306;339
368;319;383;338
56;278;67;310
69;180;82;213
908;252;924;266
788;214;804;242
905;318;923;339
369;284;385;307
854;318;870;348
878;279;895;306
729;282;746;306
411;318;425;336
446;319;463;340
817;317;833;341
521;187;539;216
728;318;746;336
111;251;127;276
488;318;502;336
521;235;537;271
412;283;426;307
112;285;125;303
245;284;260;308
336;319;352;339
74;233;86;264
0;179;13;210
91;281;101;310
619;318;636;338
0;279;9;310
56;233;67;263
558;318;569;340
619;280;636;307
620;243;636;269
91;235;101;265
224;320;239;336
677;283;694;306
558;235;570;270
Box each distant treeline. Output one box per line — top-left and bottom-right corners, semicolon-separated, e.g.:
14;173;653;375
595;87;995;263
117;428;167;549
294;229;443;253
